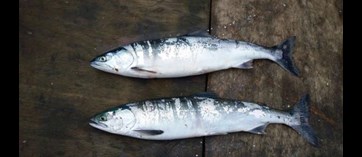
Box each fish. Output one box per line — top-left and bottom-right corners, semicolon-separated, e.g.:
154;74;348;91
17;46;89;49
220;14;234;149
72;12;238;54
89;93;319;146
90;32;300;78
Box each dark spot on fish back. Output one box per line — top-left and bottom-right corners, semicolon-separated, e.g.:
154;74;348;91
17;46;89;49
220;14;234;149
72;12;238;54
149;39;165;53
179;97;188;106
150;39;164;46
120;105;131;111
190;98;201;111
177;37;191;46
208;43;218;51
138;41;150;53
235;101;245;107
107;47;127;53
130;43;137;52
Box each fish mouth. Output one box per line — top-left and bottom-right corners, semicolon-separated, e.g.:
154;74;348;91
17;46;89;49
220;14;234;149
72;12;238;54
90;61;101;68
90;60;114;69
90;62;109;72
90;57;97;63
89;119;108;129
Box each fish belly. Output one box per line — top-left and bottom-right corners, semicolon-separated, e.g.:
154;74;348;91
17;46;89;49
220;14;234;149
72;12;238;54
136;37;272;78
130;97;288;140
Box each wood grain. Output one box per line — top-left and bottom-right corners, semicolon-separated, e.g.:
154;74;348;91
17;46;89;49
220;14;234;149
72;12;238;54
206;0;342;156
19;0;342;156
19;0;209;156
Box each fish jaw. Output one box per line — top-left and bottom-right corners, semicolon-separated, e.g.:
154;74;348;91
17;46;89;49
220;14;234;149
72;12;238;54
90;61;121;76
90;62;111;73
90;61;103;70
89;118;108;131
90;47;135;76
89;118;123;135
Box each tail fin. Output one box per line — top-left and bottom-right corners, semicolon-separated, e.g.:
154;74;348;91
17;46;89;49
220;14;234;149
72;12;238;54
290;94;319;147
273;36;300;76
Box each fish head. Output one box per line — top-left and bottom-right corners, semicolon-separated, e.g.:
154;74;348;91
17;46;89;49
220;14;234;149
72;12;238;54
90;47;134;75
89;106;136;135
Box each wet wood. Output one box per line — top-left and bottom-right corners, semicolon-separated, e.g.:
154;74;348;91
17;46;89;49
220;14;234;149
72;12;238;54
19;0;209;156
20;0;342;156
206;0;342;156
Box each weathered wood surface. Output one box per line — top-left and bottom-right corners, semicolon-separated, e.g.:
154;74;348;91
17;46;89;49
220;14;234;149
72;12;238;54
19;0;342;156
206;0;342;156
19;0;209;156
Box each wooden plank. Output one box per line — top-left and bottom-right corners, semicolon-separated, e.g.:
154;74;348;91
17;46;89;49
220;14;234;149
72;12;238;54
19;0;210;156
206;0;342;156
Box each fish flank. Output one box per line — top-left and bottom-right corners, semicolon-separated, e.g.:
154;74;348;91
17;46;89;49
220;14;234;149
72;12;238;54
90;35;300;78
90;94;318;146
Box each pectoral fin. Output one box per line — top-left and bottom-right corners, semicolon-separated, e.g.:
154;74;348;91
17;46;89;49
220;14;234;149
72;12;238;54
131;67;157;74
133;129;164;135
235;60;253;69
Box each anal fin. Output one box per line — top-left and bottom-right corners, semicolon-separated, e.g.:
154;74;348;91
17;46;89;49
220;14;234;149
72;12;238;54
248;124;268;134
236;60;253;69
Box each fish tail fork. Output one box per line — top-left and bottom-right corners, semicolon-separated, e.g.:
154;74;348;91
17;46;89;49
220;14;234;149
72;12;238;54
289;94;320;147
273;36;300;76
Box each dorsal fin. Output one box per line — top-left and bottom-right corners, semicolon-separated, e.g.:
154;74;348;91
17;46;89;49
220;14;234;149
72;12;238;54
192;92;218;98
183;30;213;37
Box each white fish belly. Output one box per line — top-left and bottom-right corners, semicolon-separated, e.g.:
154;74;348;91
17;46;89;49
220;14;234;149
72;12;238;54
134;37;274;78
129;98;204;139
129;97;294;140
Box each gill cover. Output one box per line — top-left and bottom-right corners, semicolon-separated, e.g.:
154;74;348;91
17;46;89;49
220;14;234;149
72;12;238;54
118;108;136;130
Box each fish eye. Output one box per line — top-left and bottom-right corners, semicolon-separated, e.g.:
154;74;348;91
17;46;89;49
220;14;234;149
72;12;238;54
100;115;107;121
98;56;107;62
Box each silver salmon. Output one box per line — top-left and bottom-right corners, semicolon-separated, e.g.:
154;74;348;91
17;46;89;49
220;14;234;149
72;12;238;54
89;94;318;146
90;34;299;78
